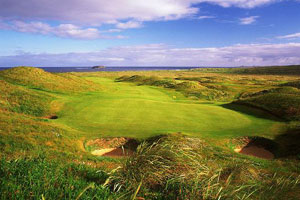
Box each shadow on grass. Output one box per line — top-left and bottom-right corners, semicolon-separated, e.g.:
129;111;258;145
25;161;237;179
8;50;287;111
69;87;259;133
274;126;300;159
221;103;284;122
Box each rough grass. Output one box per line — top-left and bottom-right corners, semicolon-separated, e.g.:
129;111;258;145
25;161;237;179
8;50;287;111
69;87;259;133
0;80;53;116
191;65;300;75
105;134;300;200
116;75;234;101
0;67;98;93
0;109;75;159
281;80;300;89
236;87;300;121
0;157;115;200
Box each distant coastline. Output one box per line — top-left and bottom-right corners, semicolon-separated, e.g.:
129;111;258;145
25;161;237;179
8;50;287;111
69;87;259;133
0;66;202;73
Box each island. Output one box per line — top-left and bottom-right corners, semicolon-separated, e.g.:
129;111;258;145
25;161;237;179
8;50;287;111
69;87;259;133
92;65;105;69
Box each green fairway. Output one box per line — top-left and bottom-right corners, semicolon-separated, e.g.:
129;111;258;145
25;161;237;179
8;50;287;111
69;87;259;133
55;78;281;138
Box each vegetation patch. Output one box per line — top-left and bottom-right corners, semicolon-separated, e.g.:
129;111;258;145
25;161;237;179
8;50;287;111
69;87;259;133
0;157;115;199
191;65;300;75
281;80;300;89
0;80;53;116
104;134;300;199
235;87;300;121
0;66;98;93
116;75;234;101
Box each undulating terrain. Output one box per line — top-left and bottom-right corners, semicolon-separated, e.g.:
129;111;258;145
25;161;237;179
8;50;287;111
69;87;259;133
1;66;300;199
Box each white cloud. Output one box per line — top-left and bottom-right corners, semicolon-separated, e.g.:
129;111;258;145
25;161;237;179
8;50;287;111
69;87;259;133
116;21;143;29
102;29;122;33
53;24;101;39
0;0;280;26
0;0;198;26
198;15;216;19
1;21;125;39
0;0;286;38
239;16;259;25
201;0;278;8
1;43;300;67
277;32;300;39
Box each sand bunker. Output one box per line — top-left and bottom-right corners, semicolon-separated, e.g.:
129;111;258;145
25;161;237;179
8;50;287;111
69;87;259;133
92;148;133;157
91;148;116;156
235;146;274;159
86;137;138;157
234;136;277;160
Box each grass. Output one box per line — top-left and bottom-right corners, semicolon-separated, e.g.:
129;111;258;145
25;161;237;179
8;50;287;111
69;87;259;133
105;134;300;200
0;80;53;116
0;157;115;200
1;66;300;199
0;66;98;93
191;65;300;75
116;75;234;101
235;87;300;121
55;77;282;139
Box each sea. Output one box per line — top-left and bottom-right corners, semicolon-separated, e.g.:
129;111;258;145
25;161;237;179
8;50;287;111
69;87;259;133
0;66;202;73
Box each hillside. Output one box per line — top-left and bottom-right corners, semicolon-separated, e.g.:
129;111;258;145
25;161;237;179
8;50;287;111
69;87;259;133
0;66;98;93
0;80;53;116
235;87;300;121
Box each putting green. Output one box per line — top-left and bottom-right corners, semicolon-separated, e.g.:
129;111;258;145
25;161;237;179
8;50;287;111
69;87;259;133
55;78;280;138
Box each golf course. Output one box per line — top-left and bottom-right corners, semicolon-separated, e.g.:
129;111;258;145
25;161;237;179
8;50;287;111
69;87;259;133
1;66;300;199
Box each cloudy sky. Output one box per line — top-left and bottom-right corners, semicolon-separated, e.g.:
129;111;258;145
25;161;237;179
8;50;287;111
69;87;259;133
0;0;300;67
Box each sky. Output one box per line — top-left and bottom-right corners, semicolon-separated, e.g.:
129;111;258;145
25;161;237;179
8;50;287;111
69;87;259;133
0;0;300;67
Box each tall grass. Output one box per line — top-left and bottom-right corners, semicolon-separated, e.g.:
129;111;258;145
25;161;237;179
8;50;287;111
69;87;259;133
104;134;300;199
0;157;115;200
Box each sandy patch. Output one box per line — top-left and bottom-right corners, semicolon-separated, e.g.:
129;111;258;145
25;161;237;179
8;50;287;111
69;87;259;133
86;137;138;157
91;148;133;157
235;146;274;159
91;148;117;156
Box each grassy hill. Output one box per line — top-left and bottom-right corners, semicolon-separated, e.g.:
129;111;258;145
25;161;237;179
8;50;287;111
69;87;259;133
116;75;234;101
0;66;98;93
235;87;300;121
0;80;53;116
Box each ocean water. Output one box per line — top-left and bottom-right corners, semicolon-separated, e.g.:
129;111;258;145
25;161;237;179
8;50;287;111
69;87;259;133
0;66;200;73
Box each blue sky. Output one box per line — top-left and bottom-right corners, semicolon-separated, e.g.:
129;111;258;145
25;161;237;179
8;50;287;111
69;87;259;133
0;0;300;67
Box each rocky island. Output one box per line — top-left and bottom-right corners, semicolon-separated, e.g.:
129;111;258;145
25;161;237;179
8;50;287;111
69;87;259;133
92;65;105;69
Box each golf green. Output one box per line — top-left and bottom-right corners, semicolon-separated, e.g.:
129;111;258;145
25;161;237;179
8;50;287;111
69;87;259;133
55;78;281;138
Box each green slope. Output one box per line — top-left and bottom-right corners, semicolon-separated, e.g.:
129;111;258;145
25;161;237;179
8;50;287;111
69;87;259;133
55;77;281;138
0;66;97;93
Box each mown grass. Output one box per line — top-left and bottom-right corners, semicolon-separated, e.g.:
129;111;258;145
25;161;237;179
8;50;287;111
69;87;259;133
55;77;281;139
